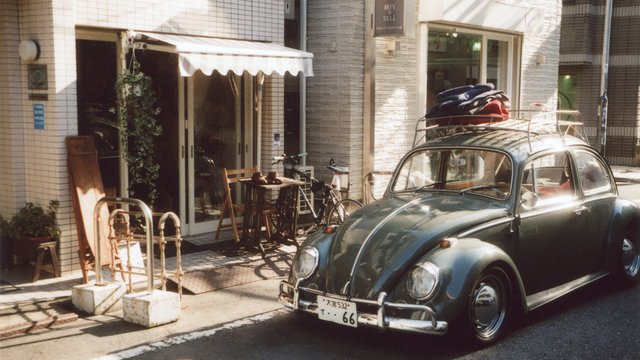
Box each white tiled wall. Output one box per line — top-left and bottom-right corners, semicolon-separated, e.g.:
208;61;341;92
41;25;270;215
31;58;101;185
1;0;285;274
0;1;26;218
519;0;562;110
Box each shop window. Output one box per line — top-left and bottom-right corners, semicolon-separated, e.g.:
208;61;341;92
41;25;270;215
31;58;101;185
427;28;519;109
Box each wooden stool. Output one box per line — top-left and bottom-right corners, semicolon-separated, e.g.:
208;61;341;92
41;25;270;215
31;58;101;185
33;241;60;282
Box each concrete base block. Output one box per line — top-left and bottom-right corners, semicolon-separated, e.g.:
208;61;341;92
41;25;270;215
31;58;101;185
122;290;180;328
72;283;126;315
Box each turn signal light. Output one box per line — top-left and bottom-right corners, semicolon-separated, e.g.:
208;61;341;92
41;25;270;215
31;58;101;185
440;238;456;248
324;225;337;234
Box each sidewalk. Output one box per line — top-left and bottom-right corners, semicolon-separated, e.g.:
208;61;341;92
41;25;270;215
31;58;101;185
0;234;297;339
611;165;640;183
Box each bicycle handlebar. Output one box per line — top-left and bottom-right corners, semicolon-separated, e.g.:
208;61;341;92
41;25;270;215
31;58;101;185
272;152;307;164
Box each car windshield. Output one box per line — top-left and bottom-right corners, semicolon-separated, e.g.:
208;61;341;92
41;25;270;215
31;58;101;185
391;148;513;200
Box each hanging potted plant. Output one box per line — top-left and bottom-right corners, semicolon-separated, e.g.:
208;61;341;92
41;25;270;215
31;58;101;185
114;55;162;207
8;201;60;265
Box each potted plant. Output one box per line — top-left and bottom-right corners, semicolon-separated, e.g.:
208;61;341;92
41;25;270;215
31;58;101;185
8;200;60;265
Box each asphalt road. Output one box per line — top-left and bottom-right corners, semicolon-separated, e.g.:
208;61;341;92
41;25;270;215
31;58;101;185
130;279;638;360
126;183;640;360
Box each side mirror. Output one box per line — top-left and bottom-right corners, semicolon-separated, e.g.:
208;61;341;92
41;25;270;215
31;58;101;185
520;191;538;210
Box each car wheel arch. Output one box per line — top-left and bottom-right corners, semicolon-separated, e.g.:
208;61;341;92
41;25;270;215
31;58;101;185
424;239;527;321
605;199;640;273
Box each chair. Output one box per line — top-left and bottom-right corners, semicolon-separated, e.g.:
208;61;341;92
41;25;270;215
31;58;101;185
66;136;120;283
215;167;272;243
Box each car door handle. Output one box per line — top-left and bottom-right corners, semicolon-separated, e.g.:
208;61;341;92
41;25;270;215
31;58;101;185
573;205;589;215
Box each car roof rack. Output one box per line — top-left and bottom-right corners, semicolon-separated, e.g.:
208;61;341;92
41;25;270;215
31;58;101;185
413;110;589;152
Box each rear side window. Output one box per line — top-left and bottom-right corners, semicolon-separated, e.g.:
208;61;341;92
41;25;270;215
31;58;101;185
574;151;612;194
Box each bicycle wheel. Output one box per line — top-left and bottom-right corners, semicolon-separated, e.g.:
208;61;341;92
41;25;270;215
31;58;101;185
270;186;298;239
326;199;363;226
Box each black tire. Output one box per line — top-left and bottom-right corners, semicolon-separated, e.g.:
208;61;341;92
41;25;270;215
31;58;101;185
618;228;640;286
326;199;363;226
457;266;512;346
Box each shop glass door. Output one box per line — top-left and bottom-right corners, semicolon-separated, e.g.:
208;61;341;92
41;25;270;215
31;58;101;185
187;72;253;234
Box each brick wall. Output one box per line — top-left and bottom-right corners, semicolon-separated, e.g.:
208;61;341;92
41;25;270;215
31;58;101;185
372;3;420;175
560;0;640;165
306;1;365;199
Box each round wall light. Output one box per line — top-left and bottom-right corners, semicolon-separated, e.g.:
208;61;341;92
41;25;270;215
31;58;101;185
19;40;40;62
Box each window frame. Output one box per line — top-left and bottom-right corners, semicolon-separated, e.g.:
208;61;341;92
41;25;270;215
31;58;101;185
422;24;521;111
519;150;578;212
572;149;615;196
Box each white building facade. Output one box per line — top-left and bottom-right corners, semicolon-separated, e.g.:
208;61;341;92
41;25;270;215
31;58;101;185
1;0;562;275
306;0;561;197
0;0;311;274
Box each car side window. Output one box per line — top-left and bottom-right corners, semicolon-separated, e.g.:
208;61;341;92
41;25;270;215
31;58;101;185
520;152;575;211
574;151;612;194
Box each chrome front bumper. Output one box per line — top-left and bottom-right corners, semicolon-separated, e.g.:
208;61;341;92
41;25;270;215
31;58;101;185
278;280;447;335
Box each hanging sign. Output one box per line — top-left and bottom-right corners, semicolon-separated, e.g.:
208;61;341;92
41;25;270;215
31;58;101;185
33;104;45;130
374;0;404;37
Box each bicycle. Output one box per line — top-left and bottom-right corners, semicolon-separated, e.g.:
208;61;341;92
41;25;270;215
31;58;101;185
270;153;363;237
362;170;394;205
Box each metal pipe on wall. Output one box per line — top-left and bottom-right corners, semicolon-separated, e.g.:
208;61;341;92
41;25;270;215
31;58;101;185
597;0;613;156
300;0;308;166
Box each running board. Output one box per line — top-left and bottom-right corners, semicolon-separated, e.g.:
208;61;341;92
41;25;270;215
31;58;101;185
526;271;609;311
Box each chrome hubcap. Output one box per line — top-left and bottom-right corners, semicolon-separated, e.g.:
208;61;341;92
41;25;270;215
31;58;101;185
472;274;506;338
622;233;640;277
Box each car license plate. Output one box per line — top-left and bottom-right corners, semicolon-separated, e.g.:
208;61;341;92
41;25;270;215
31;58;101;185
317;295;357;328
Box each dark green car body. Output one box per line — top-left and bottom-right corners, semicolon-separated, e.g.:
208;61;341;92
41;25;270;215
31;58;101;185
279;129;640;341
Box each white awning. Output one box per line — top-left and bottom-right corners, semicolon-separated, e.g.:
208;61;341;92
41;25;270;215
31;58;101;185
140;32;313;77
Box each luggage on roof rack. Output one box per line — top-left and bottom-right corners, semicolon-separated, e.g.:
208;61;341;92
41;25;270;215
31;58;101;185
413;110;589;148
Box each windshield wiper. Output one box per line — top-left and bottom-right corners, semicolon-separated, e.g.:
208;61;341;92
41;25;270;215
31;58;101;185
458;184;499;195
415;181;443;192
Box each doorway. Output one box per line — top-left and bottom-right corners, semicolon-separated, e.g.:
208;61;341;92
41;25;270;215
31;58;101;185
76;33;256;237
187;72;255;234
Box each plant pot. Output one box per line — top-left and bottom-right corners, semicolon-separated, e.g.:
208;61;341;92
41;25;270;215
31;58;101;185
25;236;55;245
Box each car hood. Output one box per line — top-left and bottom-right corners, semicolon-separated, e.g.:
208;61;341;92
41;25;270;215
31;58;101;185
325;192;508;298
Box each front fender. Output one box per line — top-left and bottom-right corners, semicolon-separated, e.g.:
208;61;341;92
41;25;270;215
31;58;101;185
287;229;335;286
605;199;640;272
397;238;527;322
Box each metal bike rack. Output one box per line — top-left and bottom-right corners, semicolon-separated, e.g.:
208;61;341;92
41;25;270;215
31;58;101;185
95;197;153;293
94;197;183;297
158;212;183;298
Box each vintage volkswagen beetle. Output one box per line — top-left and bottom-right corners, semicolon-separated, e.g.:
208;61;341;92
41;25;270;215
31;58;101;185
279;124;640;345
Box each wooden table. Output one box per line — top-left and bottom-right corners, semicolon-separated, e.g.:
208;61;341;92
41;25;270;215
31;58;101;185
240;177;304;256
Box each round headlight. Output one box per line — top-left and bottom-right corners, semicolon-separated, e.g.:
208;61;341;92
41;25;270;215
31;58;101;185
293;246;319;280
406;262;440;300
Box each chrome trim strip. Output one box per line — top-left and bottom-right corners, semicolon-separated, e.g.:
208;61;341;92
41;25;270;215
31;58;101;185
279;280;448;335
345;198;422;295
457;216;513;238
518;199;581;219
525;270;609;310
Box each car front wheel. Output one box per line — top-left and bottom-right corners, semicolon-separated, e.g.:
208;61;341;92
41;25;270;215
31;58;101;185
460;267;512;346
